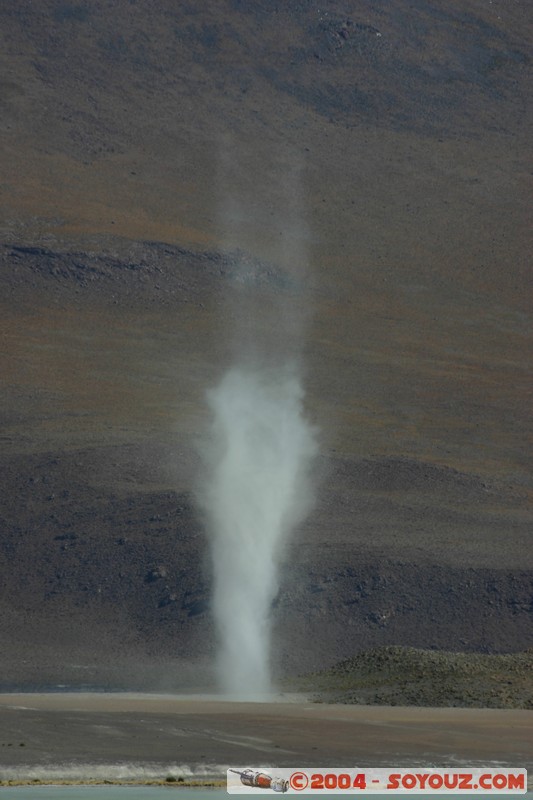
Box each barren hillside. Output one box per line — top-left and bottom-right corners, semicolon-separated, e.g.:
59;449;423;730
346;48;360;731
0;0;531;687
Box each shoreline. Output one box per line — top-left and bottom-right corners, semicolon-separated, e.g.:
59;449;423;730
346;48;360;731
0;780;224;788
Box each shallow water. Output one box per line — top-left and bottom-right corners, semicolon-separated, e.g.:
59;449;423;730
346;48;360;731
0;792;190;800
1;790;532;800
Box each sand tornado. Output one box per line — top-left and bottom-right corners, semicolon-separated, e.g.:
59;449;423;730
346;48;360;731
198;147;317;697
203;366;316;696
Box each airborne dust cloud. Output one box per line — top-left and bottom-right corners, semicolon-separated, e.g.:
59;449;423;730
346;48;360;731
198;147;318;697
202;366;317;696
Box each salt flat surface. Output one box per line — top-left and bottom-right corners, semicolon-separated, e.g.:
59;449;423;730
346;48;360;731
0;693;530;778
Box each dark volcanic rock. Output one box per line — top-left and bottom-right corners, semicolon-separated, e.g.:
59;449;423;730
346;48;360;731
0;446;531;688
1;242;299;310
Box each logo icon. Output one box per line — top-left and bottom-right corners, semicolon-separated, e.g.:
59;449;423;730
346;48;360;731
229;768;289;793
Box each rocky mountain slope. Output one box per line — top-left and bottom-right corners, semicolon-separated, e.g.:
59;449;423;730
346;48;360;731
296;646;533;708
0;0;531;689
